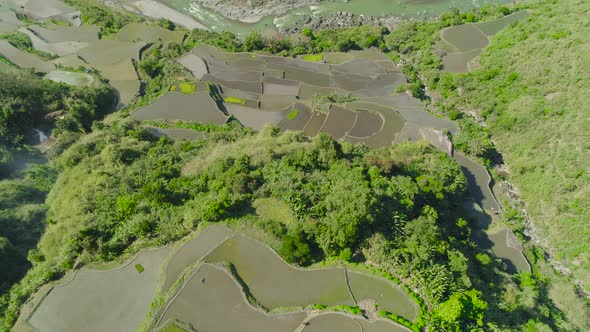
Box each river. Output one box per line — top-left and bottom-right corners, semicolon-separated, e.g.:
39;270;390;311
158;0;513;35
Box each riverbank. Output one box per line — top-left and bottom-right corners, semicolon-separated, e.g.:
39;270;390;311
279;10;406;33
112;0;210;30
197;0;317;22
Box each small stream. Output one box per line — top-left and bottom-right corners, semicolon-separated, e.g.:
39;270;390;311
33;128;48;144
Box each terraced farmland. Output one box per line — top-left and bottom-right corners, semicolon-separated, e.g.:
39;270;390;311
134;44;459;152
440;11;529;72
20;224;415;332
0;1;166;108
156;229;416;332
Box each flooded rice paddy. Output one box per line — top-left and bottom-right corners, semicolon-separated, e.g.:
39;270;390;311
136;44;412;148
454;152;501;213
348;270;418;320
23;223;415;332
44;70;94;86
159;264;309;332
135;44;502;219
159;231;416;331
132;91;230;124
205;235;356;309
27;247;170;332
0;40;55;73
488;228;530;273
302;313;361;332
163;224;234;290
440;11;529;72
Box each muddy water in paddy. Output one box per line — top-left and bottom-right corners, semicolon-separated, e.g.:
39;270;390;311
225;104;290;130
159;264;307;332
28;247;170;332
319;105;357;139
302;313;361;332
454;152;501;213
163;224;234;290
303;112;328;137
347;271;419;320
132;91;229;124
347;111;383;138
0;40;55;73
441;24;489;52
442;49;481;73
278;103;312;132
488;228;531;273
44;70;94;86
205;235;355;308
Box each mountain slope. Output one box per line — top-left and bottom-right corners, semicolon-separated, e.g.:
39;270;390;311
441;0;590;290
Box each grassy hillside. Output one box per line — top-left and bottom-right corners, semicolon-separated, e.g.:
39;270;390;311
437;0;590;290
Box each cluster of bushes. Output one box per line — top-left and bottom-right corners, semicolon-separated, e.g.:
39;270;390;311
64;0;142;35
0;73;115;146
184;25;388;57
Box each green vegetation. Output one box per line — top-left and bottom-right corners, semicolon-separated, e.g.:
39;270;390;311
287;109;299;120
312;304;362;315
0;70;116;330
160;322;187;332
135;264;144;273
381;1;590;330
0;1;587;331
170;82;196;95
49;18;71;27
253;198;297;225
223;96;246;105
0;73;114;149
432;0;590;292
1;117;512;330
178;83;196;94
143;120;243;135
0;31;56;61
311;93;359;113
302;54;324;62
64;0;142;35
185;25;387;56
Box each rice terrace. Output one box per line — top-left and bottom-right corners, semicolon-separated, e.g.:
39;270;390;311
1;0;589;332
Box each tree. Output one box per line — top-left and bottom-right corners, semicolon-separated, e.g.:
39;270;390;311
243;32;265;52
435;290;488;329
280;233;311;265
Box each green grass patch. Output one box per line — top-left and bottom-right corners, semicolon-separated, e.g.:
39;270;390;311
253;198;297;225
223;96;246;105
50;18;71;27
178;83;196;94
303;54;324;62
135;264;144;273
0;54;15;67
287;109;299;120
169;85;177;92
160;322;187;332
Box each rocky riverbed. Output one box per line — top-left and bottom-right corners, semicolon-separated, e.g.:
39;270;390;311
196;0;318;22
279;10;406;33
